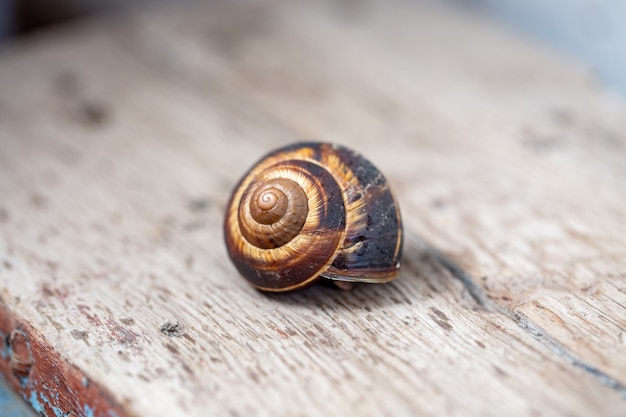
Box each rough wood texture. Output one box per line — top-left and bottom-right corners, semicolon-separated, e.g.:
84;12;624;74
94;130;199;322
0;1;625;416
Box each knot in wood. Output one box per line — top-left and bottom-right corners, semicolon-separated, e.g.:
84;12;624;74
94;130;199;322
8;328;33;383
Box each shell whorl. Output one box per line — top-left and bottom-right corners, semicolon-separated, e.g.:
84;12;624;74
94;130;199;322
225;156;346;291
240;177;308;249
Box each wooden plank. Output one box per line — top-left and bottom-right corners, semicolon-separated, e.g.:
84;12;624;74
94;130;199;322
0;1;624;416
159;0;626;385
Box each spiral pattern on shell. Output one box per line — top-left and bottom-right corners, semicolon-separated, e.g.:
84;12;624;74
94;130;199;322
224;142;403;292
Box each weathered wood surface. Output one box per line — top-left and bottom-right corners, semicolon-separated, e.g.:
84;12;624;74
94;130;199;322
0;1;625;416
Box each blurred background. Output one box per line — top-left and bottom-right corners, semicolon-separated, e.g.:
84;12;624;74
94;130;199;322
0;0;625;98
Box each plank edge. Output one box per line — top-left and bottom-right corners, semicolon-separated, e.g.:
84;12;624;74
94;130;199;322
0;296;132;417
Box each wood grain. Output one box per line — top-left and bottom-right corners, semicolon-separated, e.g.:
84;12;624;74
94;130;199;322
0;1;624;416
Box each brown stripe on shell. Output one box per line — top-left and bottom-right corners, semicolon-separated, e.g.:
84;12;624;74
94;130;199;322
224;159;346;291
275;143;403;282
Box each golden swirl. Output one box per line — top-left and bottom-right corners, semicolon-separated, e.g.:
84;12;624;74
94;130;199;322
239;177;308;249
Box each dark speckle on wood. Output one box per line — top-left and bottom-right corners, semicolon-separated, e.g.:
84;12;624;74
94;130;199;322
160;321;185;337
430;307;449;323
119;317;135;326
53;71;110;127
105;319;140;345
70;330;89;341
182;333;196;344
428;307;453;332
521;133;563;154
40;283;70;300
494;365;510;378
78;101;109;127
30;193;48;209
185;255;195;270
430;198;448;210
0;207;8;222
205;7;272;57
165;343;179;354
189;198;212;212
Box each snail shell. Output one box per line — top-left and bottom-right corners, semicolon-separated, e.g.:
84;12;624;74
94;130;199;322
223;142;403;292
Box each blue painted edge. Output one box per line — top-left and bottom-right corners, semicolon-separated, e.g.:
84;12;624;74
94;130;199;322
0;374;38;417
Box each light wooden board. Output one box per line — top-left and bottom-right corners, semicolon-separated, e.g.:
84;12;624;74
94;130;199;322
0;1;625;416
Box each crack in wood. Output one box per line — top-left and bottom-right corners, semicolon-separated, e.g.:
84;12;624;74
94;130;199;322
406;232;626;399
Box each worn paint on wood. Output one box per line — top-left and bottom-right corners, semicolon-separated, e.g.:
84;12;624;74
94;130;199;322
0;375;37;417
0;1;625;416
0;303;127;417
